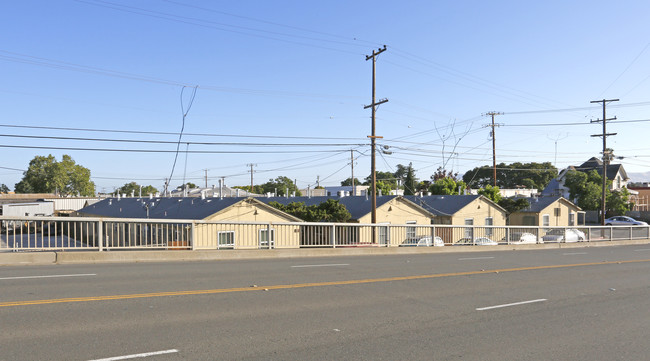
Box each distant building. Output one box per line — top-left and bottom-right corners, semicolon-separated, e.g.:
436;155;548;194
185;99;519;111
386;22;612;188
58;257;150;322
542;157;630;198
508;197;583;227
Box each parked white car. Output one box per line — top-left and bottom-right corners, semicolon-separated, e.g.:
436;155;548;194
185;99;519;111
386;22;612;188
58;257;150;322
454;237;498;246
509;232;541;244
400;236;444;247
542;229;586;243
604;216;647;226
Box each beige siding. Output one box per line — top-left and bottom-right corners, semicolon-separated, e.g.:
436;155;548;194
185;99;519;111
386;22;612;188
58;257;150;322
204;201;295;223
448;198;507;226
356;198;432;225
194;222;301;249
509;199;581;227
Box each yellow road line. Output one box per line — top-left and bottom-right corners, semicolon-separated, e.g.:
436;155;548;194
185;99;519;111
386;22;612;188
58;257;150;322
2;259;649;308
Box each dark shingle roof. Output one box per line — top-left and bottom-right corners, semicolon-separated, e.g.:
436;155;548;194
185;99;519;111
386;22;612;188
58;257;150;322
517;197;562;213
257;196;396;220
576;157;628;180
77;197;256;220
403;195;481;216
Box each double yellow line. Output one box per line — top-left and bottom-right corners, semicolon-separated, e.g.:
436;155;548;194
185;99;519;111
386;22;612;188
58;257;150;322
2;259;648;308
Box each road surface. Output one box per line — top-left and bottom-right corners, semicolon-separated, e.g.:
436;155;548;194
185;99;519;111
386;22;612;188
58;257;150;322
1;245;650;360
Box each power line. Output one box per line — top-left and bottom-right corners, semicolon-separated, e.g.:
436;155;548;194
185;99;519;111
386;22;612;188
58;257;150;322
0;134;366;147
0;144;350;154
0;123;363;140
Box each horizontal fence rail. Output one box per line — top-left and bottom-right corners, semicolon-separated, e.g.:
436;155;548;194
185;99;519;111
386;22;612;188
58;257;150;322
1;216;649;252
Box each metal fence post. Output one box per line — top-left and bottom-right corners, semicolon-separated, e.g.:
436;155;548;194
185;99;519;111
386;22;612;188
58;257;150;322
332;224;336;248
97;219;103;252
191;221;196;250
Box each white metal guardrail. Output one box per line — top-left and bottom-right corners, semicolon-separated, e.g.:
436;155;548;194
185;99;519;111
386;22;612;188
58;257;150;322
1;216;649;252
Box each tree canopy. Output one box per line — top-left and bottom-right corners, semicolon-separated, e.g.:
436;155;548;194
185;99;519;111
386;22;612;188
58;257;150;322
236;176;302;196
118;182;158;197
14;154;95;196
340;177;362;186
477;185;502;203
429;177;466;195
563;169;631;215
463;162;557;190
497;198;530;215
402;163;418;195
269;199;351;222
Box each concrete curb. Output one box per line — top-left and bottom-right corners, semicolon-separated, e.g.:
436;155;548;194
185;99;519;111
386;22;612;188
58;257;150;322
0;252;57;266
1;239;649;266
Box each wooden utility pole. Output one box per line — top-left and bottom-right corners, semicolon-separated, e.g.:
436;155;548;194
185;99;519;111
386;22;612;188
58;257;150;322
484;112;503;187
247;163;257;195
350;150;355;196
364;45;388;227
590;98;619;225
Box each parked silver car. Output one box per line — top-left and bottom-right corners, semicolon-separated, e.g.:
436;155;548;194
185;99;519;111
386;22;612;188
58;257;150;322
604;216;647;226
400;236;444;247
454;237;498;246
509;232;542;244
542;228;586;243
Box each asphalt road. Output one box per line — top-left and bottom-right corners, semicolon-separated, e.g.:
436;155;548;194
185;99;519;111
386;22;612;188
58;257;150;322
2;245;650;360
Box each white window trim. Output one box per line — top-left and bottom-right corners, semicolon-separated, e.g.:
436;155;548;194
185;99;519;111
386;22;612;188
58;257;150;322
406;221;417;239
485;217;493;237
217;231;235;249
259;228;275;248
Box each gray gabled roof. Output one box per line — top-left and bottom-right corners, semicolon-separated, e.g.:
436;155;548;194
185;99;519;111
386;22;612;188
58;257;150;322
403;195;485;216
575;157;628;181
76;197;300;221
516;196;581;213
257;196;397;220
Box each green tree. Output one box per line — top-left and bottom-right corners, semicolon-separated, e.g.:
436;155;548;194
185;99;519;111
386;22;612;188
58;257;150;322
0;184;9;193
15;154;95;196
607;188;632;216
340;177;362;186
261;176;301;197
118;182;158;197
403;163;418;196
176;182;198;190
429;177;466;195
431;167;460;181
563;170;602;210
375;180;393;196
269;199;351;222
364;171;398;189
477;185;502;203
463;162;557;190
563;170;631;215
497;198;530;215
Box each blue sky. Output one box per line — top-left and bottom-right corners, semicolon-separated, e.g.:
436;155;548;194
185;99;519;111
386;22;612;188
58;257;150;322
2;0;650;193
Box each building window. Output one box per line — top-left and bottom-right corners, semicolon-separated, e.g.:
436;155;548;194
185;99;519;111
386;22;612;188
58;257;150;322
259;228;275;248
569;212;575;226
406;221;416;239
464;218;474;239
485;217;493;237
523;216;536;226
542;214;550;227
379;226;388;245
218;231;235;249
